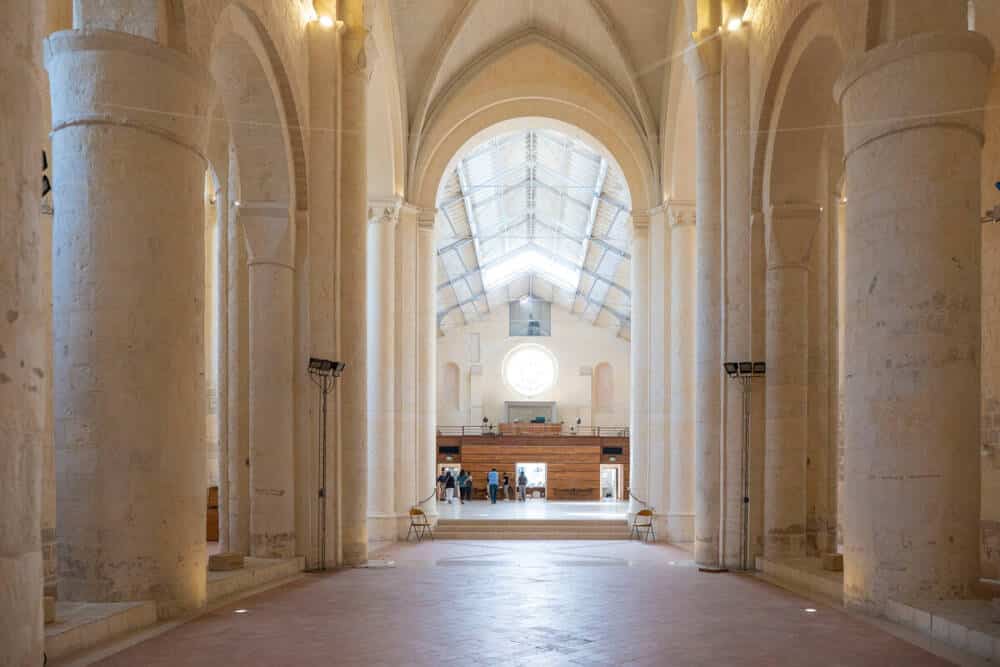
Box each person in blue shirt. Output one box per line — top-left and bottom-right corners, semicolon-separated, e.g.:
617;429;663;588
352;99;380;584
487;468;499;504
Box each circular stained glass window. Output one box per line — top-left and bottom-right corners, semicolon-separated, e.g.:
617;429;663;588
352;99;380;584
503;344;557;397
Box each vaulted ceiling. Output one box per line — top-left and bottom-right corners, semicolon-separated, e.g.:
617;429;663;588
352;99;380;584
387;0;676;155
435;128;632;333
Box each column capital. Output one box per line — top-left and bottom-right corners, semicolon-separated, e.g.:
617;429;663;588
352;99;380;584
237;201;295;268
765;203;821;270
667;200;697;228
834;31;993;161
368;197;402;226
632;211;650;232
684;30;722;82
416;208;438;231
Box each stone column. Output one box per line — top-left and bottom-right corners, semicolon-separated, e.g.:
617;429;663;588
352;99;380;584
339;1;369;565
667;202;697;543
240;204;296;558
305;16;339;567
226;143;251;555
417;209;439;517
629;212;650;512
395;204;420;532
687;35;724;568
46;28;213;615
834;17;993;609
763;204;819;559
2;1;45;661
648;205;670;523
721;24;753;569
367;199;398;542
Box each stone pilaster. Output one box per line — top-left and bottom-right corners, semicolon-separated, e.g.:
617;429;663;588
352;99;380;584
835;27;993;610
240;202;296;558
339;1;369;565
629;211;650;513
686;33;724;568
46;28;213;615
395;204;420;534
367;198;399;543
226;143;251;556
647;204;670;527
417;209;439;518
667;201;697;543
763;204;820;559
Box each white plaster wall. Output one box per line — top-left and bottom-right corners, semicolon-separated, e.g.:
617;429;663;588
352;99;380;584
437;305;630;427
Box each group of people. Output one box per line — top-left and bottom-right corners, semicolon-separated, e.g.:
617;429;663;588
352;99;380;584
438;468;530;504
437;469;473;504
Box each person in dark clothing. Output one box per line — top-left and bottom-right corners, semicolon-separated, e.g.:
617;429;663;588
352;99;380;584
502;472;512;501
457;469;471;504
444;470;457;504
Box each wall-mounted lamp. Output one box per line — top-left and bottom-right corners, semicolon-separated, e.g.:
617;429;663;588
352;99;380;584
726;17;745;32
318;15;334;28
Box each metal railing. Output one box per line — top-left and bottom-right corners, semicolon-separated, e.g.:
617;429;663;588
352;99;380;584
437;425;630;438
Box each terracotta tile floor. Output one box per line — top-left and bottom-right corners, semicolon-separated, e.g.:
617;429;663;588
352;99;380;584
94;541;950;666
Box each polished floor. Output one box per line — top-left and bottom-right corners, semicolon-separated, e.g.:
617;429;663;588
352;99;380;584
92;540;952;667
436;499;629;521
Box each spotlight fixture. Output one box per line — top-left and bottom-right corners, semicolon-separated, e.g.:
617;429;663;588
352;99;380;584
724;362;738;377
804;608;817;613
739;361;753;376
234;608;248;614
726;16;745;31
318;15;334;28
753;362;766;375
308;357;345;377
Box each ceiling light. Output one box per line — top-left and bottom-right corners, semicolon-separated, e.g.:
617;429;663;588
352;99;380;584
804;608;817;613
727;17;744;32
318;15;334;28
234;608;248;614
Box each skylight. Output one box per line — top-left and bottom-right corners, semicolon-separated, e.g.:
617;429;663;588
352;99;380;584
435;128;633;332
481;246;580;292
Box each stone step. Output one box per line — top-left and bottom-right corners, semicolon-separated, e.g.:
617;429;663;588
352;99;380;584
436;519;628;528
432;531;631;540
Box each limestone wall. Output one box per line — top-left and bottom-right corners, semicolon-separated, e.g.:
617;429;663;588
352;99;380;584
437;305;631;428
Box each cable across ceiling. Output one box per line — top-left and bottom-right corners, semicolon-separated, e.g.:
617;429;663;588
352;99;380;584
435;128;633;333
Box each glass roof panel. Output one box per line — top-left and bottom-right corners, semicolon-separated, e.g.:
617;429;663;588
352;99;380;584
435;128;632;330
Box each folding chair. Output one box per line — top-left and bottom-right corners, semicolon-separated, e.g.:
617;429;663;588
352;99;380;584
630;508;655;543
407;507;433;542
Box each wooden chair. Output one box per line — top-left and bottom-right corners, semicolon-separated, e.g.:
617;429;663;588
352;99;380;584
407;507;433;542
630;508;655;543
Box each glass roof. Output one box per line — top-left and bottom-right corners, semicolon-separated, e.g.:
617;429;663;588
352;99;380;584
435;129;632;333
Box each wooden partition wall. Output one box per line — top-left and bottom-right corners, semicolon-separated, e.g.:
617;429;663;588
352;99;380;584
438;434;629;501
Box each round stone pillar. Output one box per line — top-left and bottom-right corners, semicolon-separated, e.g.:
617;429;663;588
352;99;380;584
46;29;213;614
367;200;397;542
835;30;993;610
2;2;46;662
668;203;697;543
629;213;650;512
687;34;723;568
241;204;296;558
416;210;439;518
763;204;819;559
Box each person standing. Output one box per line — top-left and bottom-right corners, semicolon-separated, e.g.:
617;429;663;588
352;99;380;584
436;470;447;501
457;469;470;504
502;472;512;501
517;469;528;502
444;470;456;504
487;468;499;504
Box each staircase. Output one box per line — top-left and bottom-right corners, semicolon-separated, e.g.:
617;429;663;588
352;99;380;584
433;518;630;540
